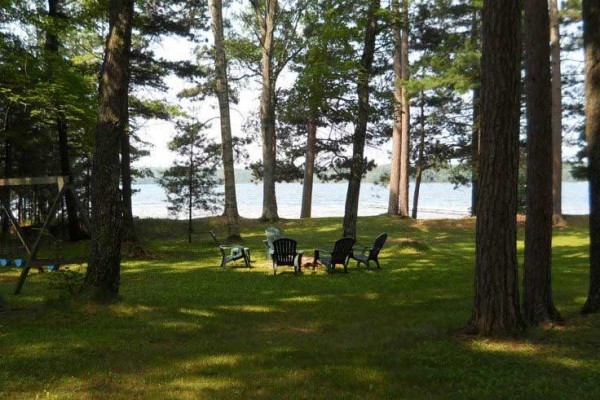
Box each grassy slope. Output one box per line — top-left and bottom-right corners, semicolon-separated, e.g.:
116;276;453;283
0;215;598;399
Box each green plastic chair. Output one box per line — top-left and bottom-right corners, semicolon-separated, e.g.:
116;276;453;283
263;227;283;259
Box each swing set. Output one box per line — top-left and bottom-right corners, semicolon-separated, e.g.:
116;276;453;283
0;176;91;294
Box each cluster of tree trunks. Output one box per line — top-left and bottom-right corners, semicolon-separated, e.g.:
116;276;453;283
39;0;600;321
388;0;410;218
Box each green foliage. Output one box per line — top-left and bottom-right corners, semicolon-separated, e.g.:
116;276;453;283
159;118;222;218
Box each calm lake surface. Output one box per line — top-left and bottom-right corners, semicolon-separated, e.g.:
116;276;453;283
132;181;589;220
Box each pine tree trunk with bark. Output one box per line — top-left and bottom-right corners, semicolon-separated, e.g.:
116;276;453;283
471;87;480;216
471;0;524;335
523;0;561;325
300;113;317;218
251;0;279;222
470;7;481;217
120;107;137;243
342;0;379;239
582;0;600;314
412;96;426;219
83;0;134;301
399;0;410;218
210;0;241;239
550;0;564;223
388;0;402;216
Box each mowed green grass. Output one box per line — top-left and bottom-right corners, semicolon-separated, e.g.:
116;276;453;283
0;215;598;399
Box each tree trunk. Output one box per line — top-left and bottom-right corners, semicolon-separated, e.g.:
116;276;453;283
471;0;524;335
582;0;600;314
471;7;481;217
342;0;379;239
188;138;194;245
388;0;402;216
412;96;426;219
120;117;136;242
83;0;134;301
47;0;85;241
399;0;410;218
550;0;563;223
1;139;12;234
471;87;480;216
300;113;317;218
523;0;561;325
252;0;279;222
210;0;241;239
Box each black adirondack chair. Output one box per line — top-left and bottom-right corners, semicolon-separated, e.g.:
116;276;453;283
263;227;284;259
271;238;303;275
314;237;355;273
209;231;251;269
350;233;387;269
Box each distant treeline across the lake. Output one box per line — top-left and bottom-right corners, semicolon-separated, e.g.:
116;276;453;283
137;163;585;185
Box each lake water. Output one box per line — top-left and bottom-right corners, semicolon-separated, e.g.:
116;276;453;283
132;181;589;220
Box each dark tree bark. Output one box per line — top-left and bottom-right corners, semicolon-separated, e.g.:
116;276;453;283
47;0;86;241
251;0;279;222
470;7;481;217
399;0;410;218
210;0;241;239
582;0;600;314
120;116;136;242
471;0;524;335
471;87;480;216
550;0;564;223
342;0;379;239
83;0;134;300
523;0;562;325
412;95;426;219
1;139;12;234
300;113;317;218
388;0;402;216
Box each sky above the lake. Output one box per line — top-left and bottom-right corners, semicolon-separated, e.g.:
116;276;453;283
135;34;391;170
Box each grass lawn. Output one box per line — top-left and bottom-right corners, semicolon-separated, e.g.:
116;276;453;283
1;215;598;399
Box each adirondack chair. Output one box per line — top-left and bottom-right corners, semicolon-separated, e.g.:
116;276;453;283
271;238;303;275
350;233;387;269
263;227;284;259
314;237;355;273
209;231;251;269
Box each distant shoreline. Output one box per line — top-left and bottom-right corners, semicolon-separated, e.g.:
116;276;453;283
136;164;585;185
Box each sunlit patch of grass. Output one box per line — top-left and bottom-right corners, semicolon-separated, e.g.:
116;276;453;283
216;305;279;313
109;304;156;316
278;295;322;303
470;339;540;355
548;356;588;369
179;308;216;318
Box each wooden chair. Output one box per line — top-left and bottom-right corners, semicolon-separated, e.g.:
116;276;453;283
350;233;387;269
271;238;303;275
209;231;251;269
263;227;283;259
314;237;355;273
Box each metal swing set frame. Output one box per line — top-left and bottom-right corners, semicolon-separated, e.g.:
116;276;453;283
0;176;92;294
